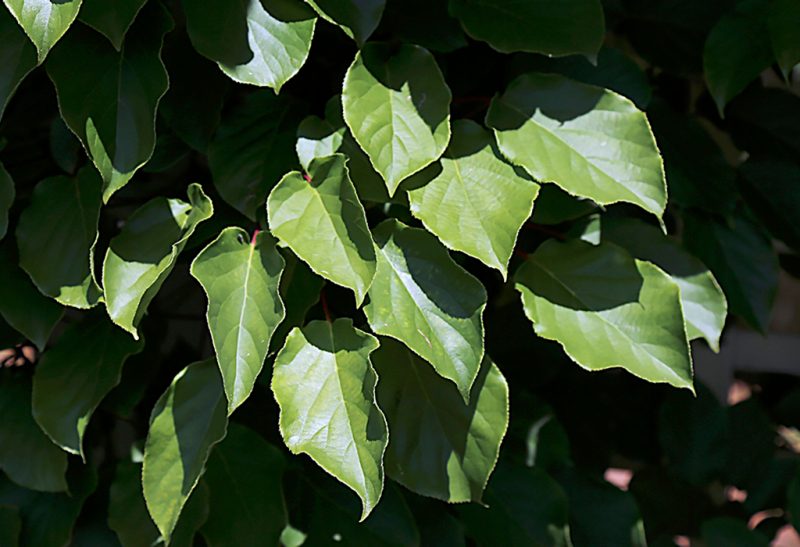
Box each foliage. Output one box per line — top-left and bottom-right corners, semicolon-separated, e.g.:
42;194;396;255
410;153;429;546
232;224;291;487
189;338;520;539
0;0;798;545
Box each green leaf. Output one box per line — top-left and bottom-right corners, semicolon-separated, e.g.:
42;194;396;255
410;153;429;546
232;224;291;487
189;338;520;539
382;0;466;53
103;184;213;339
768;0;800;76
142;359;228;543
0;505;20;547
739;159;800;251
514;239;694;391
2;0;82;63
0;162;12;240
0;7;35;120
0;245;63;350
407;120;540;277
449;0;604;58
15;167;103;308
31;318;143;457
169;481;211;547
46;2;172;202
271;253;323;353
191;227;286;414
184;0;316;91
0;374;67;492
530;184;596;225
683;211;778;333
304;0;384;45
601;217;727;352
78;0;147;50
200;424;288;546
373;339;508;503
108;462;160;547
364;220;486;401
487;72;667;220
343;43;451;195
272;318;387;520
208;90;305;221
268;154;376;305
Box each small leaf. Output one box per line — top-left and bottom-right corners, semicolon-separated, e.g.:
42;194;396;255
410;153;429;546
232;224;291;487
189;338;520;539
103;184;213;339
487;72;667;220
46;2;172;201
272;319;387;520
449;0;604;58
78;0;148;50
0;7;36;120
142;360;228;543
16;167;103;309
514;239;693;391
191;227;286;414
184;0;316;91
0;162;13;239
768;0;800;77
2;0;82;63
268;154;376;305
343;43;451;195
32;318;143;457
304;0;385;45
373;339;508;503
364;219;486;401
408;119;540;277
200;424;288;546
108;462;160;547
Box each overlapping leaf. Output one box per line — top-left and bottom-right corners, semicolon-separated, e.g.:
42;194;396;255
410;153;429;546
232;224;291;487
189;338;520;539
364;220;486;400
79;0;148;49
103;184;213;339
304;0;384;45
515;239;693;390
108;462;160;547
191;227;286;414
0;7;35;120
343;43;451;195
374;339;508;502
272;319;387;520
487;72;667;219
2;0;82;62
408;120;540;277
268;154;376;305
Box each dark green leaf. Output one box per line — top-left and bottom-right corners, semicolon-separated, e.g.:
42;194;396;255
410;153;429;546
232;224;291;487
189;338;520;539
78;0;148;50
0;505;20;547
304;0;385;45
768;0;800;76
739;159;800;251
701;517;769;547
108;461;160;547
0;7;35;120
0;162;12;239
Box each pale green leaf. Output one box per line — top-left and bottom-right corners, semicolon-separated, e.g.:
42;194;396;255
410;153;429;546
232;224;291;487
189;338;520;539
268;154;376;305
304;0;384;45
364;219;486;401
272;318;387;520
487;72;667;219
184;0;316;91
108;462;160;547
449;0;604;58
343;43;451;195
200;424;288;546
0;7;35;120
46;2;172;201
0;374;67;492
408;119;540;277
16;167;103;309
0;162;13;240
2;0;82;63
32;318;143;457
769;0;800;76
373;339;508;503
103;184;213;339
601;217;727;352
514;239;693;391
142;359;228;543
191;227;286;414
79;0;148;50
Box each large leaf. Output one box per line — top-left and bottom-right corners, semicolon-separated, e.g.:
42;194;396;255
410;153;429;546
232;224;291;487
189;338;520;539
407;120;540;277
0;162;13;239
487;72;667;220
2;0;82;62
108;462;160;547
364;220;486;401
373;339;508;503
16;167;103;309
103;184;213;339
342;43;451;195
769;0;800;76
208;90;305;221
600;217;727;352
739;159;800;251
78;0;148;50
683;211;778;333
142;359;228;543
200;424;288;546
514;239;693;391
449;0;604;58
304;0;384;45
0;374;67;492
184;0;316;91
268;154;376;305
31;318;143;457
0;7;35;120
272;319;387;520
191;227;286;414
46;2;172;201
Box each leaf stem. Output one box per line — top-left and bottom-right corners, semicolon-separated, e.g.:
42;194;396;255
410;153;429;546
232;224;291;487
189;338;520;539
303;172;312;184
320;288;332;323
251;228;260;245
